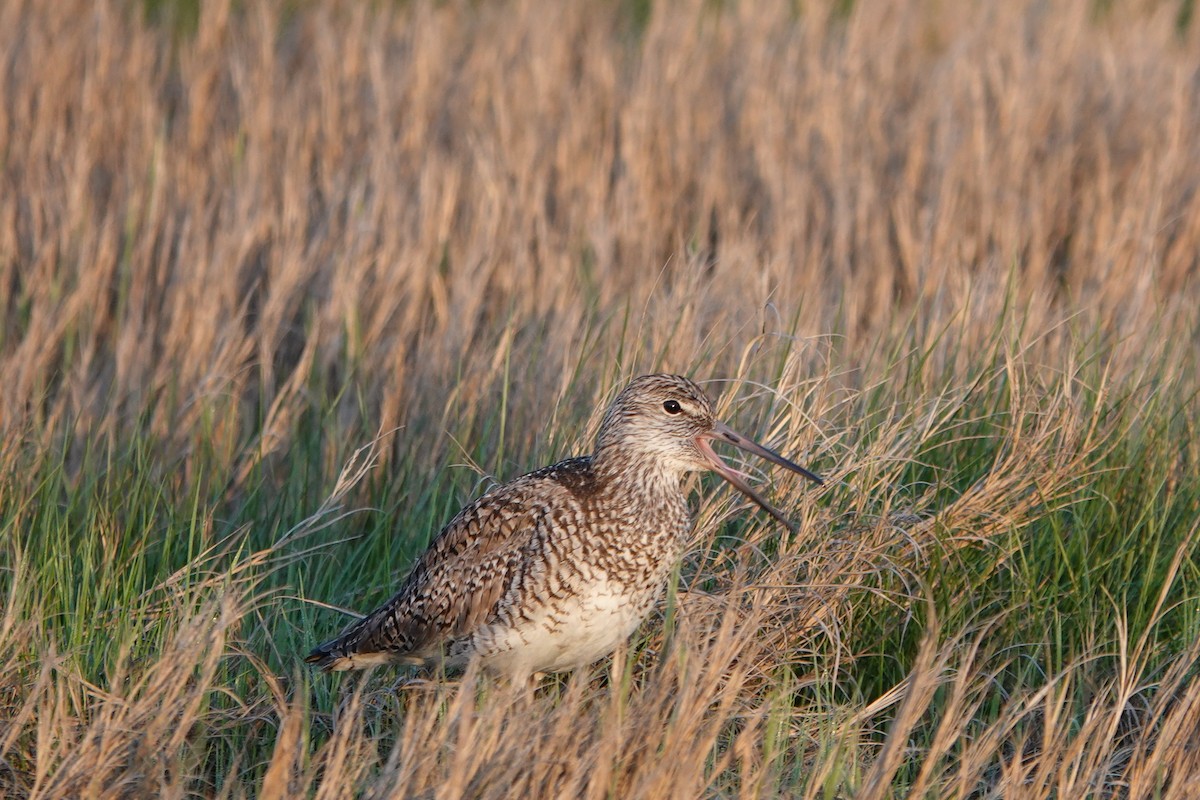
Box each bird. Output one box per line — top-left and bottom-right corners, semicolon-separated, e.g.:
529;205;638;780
305;373;822;677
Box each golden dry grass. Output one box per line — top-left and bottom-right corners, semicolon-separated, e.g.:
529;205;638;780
2;0;1199;797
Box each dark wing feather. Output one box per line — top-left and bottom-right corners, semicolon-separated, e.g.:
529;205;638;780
305;457;591;670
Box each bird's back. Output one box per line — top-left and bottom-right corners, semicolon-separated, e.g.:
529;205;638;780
305;456;602;672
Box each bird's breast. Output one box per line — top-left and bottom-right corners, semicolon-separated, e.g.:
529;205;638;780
475;577;661;674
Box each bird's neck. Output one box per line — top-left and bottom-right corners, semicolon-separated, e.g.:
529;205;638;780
591;444;686;503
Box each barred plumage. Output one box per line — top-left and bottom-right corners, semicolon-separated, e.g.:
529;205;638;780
305;374;822;676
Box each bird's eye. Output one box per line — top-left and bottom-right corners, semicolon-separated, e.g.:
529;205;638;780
663;400;682;415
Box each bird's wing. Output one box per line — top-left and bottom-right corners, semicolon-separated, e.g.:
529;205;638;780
306;458;590;669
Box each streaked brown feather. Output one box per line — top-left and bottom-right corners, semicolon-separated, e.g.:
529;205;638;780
306;459;592;669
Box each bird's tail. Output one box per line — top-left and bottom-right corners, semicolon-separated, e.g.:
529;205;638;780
304;638;354;671
305;636;400;672
307;593;426;672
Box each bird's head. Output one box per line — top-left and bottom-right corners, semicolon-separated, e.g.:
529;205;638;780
595;374;822;529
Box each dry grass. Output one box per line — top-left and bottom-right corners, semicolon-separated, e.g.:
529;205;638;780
2;0;1199;796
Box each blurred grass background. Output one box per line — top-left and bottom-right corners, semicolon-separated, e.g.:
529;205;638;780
1;0;1199;796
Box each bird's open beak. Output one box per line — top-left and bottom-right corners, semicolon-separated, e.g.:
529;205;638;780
695;420;822;533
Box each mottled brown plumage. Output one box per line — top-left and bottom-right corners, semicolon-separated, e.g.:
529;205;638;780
305;374;822;676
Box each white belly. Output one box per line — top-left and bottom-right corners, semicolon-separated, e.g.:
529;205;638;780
472;581;654;675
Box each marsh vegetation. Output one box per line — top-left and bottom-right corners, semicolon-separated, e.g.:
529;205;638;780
2;0;1199;796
